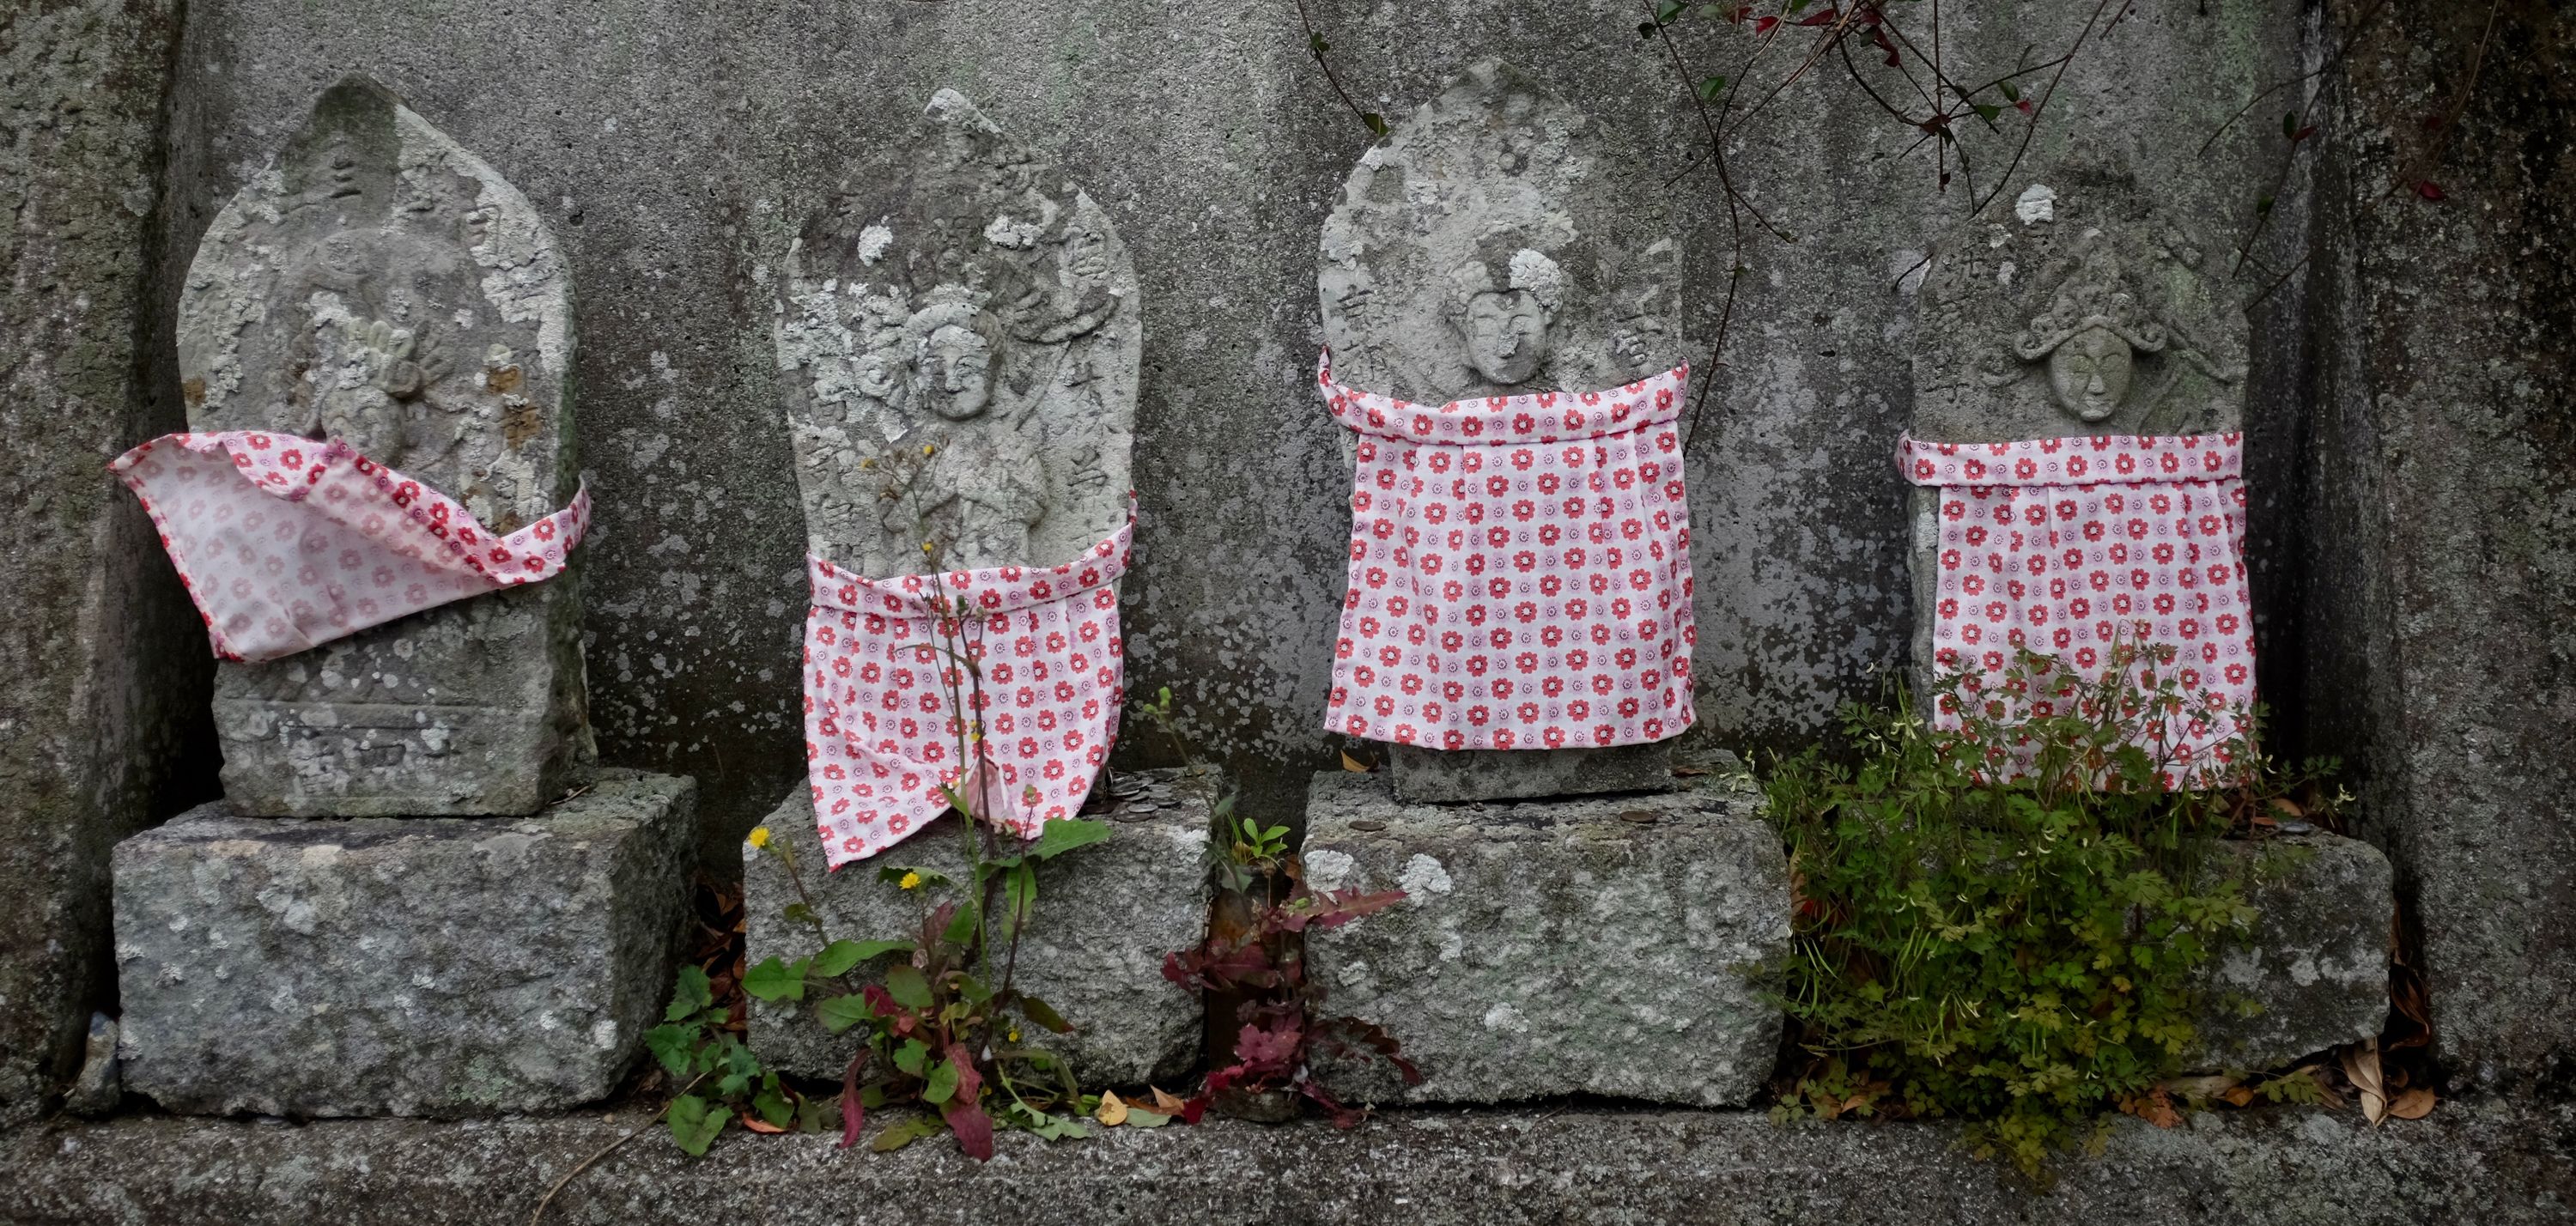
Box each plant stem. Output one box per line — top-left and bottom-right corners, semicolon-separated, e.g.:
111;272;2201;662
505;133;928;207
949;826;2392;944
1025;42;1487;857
528;1073;707;1226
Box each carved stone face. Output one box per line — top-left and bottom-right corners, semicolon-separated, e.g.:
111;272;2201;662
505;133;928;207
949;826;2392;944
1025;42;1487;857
914;323;993;422
2045;326;2135;422
1461;288;1549;385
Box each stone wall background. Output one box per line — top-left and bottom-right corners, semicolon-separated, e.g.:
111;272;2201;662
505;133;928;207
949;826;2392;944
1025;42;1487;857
152;0;2313;854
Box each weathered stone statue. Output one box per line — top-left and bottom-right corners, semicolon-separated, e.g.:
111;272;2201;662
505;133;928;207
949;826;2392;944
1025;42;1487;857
1904;168;2254;732
1318;58;1686;803
751;88;1198;1084
114;77;688;1120
775;88;1138;578
174;76;592;816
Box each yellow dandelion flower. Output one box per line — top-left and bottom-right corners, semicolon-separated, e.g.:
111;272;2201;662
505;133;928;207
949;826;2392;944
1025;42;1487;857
899;871;922;890
1008;1029;1020;1043
746;826;771;849
921;443;937;457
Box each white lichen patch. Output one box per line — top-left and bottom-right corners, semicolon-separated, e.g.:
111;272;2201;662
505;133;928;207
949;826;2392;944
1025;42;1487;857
1305;847;1357;891
1398;853;1454;901
856;222;894;265
2014;183;2057;224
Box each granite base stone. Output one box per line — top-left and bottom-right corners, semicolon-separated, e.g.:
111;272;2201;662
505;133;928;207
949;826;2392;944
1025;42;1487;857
2190;832;2396;1072
745;769;1211;1087
110;770;694;1118
1388;742;1680;804
1302;770;1790;1108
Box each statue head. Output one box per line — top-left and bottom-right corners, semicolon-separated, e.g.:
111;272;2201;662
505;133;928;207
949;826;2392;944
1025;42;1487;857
1448;248;1564;385
2043;327;2136;422
2012;245;2168;423
902;300;1003;422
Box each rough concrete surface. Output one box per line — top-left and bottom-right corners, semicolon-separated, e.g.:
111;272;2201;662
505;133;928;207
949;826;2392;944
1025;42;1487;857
112;770;694;1118
2285;1;2576;1087
0;0;207;1127
745;769;1209;1086
2191;833;2393;1073
5;1099;2573;1225
180;75;596;817
149;0;2318;857
1303;770;1789;1107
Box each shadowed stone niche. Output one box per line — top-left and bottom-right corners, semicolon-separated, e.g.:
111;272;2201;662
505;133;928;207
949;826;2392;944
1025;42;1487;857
775;88;1139;579
1319;59;1687;804
174;76;592;816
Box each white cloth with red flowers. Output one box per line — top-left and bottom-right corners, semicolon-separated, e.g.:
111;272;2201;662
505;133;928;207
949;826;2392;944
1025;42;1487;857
801;501;1132;868
1318;350;1698;752
1899;432;2256;784
110;431;588;663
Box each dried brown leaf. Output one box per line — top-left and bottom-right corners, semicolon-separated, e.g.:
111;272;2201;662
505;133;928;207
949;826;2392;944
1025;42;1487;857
2387;1086;2436;1120
1147;1085;1189;1114
1095;1089;1129;1126
2343;1041;2388;1126
1339;751;1371;773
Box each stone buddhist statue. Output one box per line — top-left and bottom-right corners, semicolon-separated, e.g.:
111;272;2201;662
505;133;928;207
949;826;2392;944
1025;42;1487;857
1319;59;1688;803
174;76;592;816
775;89;1138;577
1904;168;2254;726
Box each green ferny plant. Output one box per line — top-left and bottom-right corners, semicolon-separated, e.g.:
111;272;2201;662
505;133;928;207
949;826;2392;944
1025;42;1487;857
1761;643;2342;1180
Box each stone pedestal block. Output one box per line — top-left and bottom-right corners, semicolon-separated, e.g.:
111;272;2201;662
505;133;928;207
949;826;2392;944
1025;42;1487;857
1303;770;1789;1107
112;769;694;1117
2189;832;2394;1072
1389;743;1678;804
746;769;1211;1086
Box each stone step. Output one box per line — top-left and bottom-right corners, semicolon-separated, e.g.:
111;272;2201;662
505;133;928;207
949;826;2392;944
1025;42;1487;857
744;768;1212;1087
111;770;695;1118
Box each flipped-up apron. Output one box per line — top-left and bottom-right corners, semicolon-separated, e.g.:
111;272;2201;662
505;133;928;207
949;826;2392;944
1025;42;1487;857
110;431;587;663
802;501;1133;867
1319;351;1698;752
1899;433;2256;786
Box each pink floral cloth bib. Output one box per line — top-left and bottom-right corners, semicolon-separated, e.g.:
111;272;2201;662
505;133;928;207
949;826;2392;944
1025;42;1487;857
801;501;1133;868
110;432;588;663
1900;433;2255;785
1319;351;1698;751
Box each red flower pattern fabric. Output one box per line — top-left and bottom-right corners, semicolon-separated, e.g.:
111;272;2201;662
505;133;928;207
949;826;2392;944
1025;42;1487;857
803;501;1133;868
1319;350;1698;751
1899;432;2256;786
109;432;588;663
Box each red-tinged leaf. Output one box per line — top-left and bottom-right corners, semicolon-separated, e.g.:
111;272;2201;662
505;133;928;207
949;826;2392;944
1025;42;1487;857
1297;1078;1366;1128
2415;180;2446;202
1754;15;1779;34
861;983;897;1017
945;1041;983;1103
2015;99;2033;114
2293;124;2317;143
1795;7;1840;26
837;1054;866;1149
942;1098;994;1160
1282;888;1406;933
1871;27;1899;67
1236;1020;1303;1072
